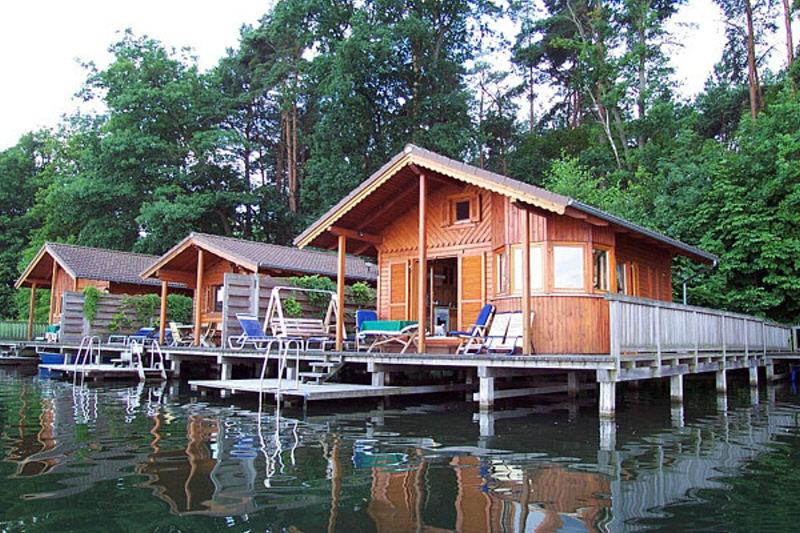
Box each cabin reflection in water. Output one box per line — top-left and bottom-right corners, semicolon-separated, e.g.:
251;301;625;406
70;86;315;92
5;386;61;478
366;455;610;532
137;415;260;515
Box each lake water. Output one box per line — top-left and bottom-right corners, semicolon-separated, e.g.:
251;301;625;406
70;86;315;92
1;370;800;532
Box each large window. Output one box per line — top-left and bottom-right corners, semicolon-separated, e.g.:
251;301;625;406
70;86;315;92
593;248;610;291
512;245;544;293
553;246;585;290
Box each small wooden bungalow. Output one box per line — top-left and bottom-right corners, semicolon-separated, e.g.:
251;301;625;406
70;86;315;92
141;232;378;345
295;144;718;354
14;242;188;339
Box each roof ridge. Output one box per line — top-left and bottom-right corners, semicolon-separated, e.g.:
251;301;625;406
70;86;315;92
195;232;369;261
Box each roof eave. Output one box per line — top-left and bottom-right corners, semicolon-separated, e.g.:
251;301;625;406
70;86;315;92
568;200;719;264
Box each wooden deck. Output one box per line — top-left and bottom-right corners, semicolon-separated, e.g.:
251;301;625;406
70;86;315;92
38;364;169;380
189;378;471;402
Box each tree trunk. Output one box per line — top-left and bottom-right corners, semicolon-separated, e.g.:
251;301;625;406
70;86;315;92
782;0;794;66
637;16;646;150
744;0;761;119
528;65;535;132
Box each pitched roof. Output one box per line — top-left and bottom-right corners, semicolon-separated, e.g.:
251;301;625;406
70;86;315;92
15;243;171;289
295;144;718;264
142;232;378;282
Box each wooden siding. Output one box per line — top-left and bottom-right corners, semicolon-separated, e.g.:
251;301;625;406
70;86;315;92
493;295;610;354
616;235;673;302
379;183;493;254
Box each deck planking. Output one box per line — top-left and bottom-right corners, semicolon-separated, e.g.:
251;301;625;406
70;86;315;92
189;378;471;401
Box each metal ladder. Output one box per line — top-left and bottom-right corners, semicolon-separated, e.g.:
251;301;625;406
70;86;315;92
72;335;101;386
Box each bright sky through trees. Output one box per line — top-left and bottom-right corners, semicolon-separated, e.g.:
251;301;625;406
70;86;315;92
0;0;730;151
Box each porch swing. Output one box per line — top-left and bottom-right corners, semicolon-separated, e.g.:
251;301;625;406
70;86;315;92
263;285;343;351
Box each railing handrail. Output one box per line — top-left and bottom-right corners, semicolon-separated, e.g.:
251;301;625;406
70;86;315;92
605;293;790;329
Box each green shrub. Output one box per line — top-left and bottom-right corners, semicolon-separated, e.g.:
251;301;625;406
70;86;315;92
283;296;303;318
349;281;374;306
290;275;336;317
82;286;101;324
167;294;193;324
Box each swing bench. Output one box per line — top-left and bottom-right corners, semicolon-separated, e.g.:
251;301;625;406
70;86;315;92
263;286;343;352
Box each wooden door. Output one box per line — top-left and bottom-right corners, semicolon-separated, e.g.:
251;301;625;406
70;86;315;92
389;263;407;320
459;254;484;330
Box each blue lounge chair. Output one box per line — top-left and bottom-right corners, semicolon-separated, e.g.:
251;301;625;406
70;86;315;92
228;314;275;350
108;327;156;346
449;304;494;337
350;309;377;351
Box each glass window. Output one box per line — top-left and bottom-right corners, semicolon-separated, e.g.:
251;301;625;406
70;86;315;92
213;285;224;312
495;251;506;294
616;263;627;293
512;246;544;293
454;200;470;221
593;248;609;291
553;246;584;289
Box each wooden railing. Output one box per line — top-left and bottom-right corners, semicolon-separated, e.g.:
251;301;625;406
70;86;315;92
0;321;48;340
607;293;794;368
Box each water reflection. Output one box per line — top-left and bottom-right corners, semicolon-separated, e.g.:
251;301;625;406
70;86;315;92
1;371;800;532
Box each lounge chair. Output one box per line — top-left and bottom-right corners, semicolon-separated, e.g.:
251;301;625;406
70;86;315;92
229;313;286;350
108;327;156;346
452;304;495;353
360;320;419;353
169;322;194;346
486;311;536;354
345;309;377;351
461;312;511;354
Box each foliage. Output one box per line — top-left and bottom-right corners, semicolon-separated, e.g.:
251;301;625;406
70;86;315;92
283;295;304;318
290;275;336;316
108;294;161;331
349;281;374;307
166;294;193;324
82;286;101;324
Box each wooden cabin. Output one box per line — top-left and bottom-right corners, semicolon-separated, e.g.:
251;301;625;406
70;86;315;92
295;144;718;354
141;232;378;345
14;243;188;339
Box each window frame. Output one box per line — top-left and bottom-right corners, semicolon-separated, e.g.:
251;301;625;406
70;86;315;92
510;243;545;294
552;244;587;292
592;246;611;293
445;192;480;227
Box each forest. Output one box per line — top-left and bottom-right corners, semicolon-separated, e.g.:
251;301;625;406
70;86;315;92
0;0;798;324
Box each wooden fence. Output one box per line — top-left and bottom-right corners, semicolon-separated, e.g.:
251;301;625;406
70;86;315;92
221;273;376;346
61;292;156;343
607;293;794;367
0;321;48;340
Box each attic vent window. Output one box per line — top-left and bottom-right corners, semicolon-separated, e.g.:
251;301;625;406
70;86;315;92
455;200;470;221
445;193;480;226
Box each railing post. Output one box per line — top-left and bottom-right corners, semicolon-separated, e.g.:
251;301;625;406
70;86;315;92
744;318;749;358
693;310;699;367
610;299;621;372
654;304;661;368
721;314;727;359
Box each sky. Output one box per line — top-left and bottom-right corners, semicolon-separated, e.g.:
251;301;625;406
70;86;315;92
0;0;731;152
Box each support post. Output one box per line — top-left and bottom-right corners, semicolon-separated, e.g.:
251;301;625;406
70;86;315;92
599;381;616;418
194;248;204;347
27;283;37;340
478;366;494;410
159;279;168;344
220;360;233;381
417;172;427;353
765;362;776;382
567;371;579;398
49;260;57;324
522;211;532;354
749;364;759;388
670;374;684;402
336;234;346;351
368;361;385;387
716;368;727;393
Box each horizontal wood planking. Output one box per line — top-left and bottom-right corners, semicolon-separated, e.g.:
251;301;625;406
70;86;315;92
493;295;610;354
